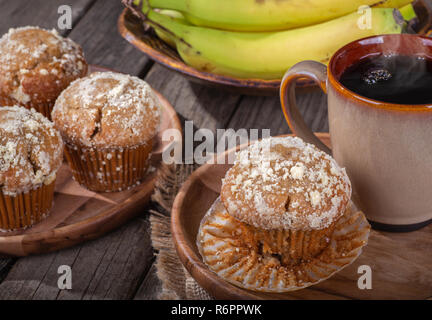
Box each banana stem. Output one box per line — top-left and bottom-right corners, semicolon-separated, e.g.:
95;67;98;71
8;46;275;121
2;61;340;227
399;3;417;21
123;0;193;49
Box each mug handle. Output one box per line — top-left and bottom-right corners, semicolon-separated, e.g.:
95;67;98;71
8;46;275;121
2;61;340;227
280;61;331;155
413;0;432;36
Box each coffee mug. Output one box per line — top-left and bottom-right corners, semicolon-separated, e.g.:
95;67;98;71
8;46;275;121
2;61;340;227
280;34;432;232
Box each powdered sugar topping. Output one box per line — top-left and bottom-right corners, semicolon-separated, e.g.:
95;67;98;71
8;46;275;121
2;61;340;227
0;26;86;104
221;136;351;230
52;72;161;148
0;106;63;195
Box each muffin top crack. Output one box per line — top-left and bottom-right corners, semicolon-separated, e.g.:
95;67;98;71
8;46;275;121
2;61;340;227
220;136;351;230
0;106;63;195
52;72;161;148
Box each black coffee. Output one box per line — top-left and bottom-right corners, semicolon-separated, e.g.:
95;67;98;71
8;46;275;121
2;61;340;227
339;55;432;105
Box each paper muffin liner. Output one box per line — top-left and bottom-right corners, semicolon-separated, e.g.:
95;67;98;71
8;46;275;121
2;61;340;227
246;221;335;268
197;197;370;293
0;181;56;231
0;96;54;119
63;140;153;193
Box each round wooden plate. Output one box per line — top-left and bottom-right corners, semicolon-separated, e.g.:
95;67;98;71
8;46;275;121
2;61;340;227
172;133;432;300
172;134;332;300
117;9;313;96
0;65;182;257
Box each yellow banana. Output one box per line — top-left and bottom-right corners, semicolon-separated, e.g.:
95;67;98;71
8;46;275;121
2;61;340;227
399;3;417;21
375;0;414;8
153;10;188;48
144;0;412;31
142;8;403;79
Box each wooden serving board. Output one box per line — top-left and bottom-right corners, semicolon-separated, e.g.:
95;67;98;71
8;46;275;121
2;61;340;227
0;66;182;257
172;133;432;300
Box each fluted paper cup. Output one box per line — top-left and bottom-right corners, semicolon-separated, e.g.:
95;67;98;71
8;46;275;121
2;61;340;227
197;197;370;293
0;181;56;231
63;140;153;193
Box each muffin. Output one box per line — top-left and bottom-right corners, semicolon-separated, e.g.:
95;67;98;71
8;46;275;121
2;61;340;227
0;106;63;231
197;136;365;292
0;26;87;118
51;71;161;192
220;136;351;264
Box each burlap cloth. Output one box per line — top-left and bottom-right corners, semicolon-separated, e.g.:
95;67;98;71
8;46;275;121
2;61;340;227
150;163;211;300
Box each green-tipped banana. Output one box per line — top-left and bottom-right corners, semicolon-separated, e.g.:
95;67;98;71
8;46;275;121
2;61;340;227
399;3;417;21
153;10;188;48
142;8;403;80
143;0;412;31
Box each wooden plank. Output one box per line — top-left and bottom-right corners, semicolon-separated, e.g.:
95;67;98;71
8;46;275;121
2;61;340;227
0;217;153;300
67;0;151;76
0;258;15;283
145;64;242;132
133;263;162;300
226;87;328;136
0;0;96;36
0;248;74;299
61;216;153;300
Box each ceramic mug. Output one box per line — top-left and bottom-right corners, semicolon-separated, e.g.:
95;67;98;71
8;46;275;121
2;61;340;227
280;34;432;232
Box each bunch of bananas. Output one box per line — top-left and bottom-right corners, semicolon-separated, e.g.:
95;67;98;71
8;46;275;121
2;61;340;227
125;0;414;80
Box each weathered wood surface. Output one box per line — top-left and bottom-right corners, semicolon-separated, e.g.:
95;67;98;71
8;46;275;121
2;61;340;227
0;218;153;300
133;264;162;300
0;0;329;299
0;0;96;36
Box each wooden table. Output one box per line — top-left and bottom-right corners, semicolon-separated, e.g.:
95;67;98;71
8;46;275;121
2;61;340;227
0;0;327;299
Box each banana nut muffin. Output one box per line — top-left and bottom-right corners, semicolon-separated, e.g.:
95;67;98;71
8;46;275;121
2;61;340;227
51;71;161;192
0;26;87;118
219;136;351;265
0;106;63;230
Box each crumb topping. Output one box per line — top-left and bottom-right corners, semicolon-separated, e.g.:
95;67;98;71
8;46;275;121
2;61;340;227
220;136;351;231
0;106;63;195
52;72;161;148
0;26;87;105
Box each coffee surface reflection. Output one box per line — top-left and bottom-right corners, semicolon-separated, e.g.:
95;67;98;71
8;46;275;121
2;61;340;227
339;54;432;105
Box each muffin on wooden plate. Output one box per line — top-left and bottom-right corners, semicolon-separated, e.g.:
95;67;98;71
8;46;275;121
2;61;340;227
197;136;370;292
52;71;161;192
0;106;63;231
221;136;351;263
0;26;87;118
